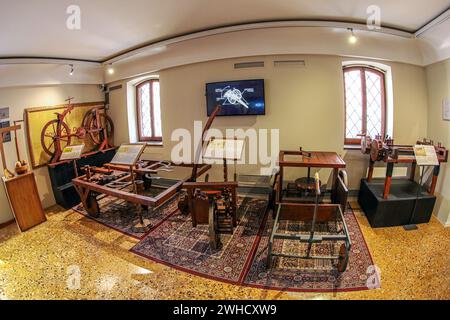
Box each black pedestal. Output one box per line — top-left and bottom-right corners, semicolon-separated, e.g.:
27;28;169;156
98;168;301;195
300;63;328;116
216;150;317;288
48;149;116;209
358;178;436;228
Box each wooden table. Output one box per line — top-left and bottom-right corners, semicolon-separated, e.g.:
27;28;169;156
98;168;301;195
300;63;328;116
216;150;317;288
278;150;346;202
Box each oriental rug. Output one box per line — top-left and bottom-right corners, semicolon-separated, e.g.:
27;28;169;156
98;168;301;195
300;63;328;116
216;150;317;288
131;197;269;284
243;206;377;292
72;191;181;239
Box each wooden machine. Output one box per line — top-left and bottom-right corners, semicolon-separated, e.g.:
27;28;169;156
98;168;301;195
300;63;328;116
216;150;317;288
73;153;211;232
178;106;240;250
267;149;350;272
361;135;448;199
182;181;238;250
359;134;448;228
72;105;226;233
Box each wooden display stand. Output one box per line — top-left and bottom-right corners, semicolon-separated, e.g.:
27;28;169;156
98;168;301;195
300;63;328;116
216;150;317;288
1;124;46;232
2;173;46;231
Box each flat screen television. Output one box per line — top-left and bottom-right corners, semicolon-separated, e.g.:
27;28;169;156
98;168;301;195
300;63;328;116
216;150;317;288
206;79;265;116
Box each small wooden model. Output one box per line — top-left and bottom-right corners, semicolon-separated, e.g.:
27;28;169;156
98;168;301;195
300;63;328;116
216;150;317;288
361;135;448;199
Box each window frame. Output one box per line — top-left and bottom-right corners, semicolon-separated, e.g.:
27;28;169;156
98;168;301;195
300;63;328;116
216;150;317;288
343;66;386;145
136;79;162;142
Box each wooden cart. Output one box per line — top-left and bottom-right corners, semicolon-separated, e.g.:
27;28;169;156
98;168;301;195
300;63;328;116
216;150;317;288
267;150;350;272
72;161;211;231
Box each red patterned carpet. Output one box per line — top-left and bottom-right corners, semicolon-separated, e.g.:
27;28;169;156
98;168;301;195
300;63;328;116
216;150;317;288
73;192;181;239
131;197;268;284
73;193;376;292
243;206;376;292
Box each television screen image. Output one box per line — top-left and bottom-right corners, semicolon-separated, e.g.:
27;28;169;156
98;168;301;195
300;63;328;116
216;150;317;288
206;79;265;116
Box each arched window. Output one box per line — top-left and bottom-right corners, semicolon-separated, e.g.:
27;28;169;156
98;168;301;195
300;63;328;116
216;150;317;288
343;66;386;145
136;79;162;142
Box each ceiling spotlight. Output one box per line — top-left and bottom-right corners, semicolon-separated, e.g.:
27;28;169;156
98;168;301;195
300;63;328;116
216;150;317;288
69;64;74;76
107;65;114;75
348;28;357;44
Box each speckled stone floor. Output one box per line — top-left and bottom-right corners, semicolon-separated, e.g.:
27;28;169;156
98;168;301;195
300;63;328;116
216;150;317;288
0;201;449;300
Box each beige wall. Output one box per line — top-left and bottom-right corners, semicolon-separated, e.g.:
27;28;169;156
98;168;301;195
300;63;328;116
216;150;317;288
0;84;103;224
426;59;450;226
108;54;429;189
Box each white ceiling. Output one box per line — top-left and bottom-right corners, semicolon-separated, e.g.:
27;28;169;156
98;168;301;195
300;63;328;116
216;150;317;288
0;0;449;62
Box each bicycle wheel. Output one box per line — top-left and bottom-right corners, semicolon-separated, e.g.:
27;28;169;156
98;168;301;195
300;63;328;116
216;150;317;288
40;120;72;157
87;113;114;146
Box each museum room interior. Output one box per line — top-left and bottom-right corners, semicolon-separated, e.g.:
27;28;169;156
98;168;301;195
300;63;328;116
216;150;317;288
0;0;449;301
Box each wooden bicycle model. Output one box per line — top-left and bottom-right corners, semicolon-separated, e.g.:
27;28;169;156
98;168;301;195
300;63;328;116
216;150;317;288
40;97;114;163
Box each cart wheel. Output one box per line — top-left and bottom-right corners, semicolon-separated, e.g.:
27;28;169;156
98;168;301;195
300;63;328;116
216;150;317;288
337;243;350;273
40;120;72;157
87;113;114;146
178;194;189;215
339;170;348;187
85;193;100;218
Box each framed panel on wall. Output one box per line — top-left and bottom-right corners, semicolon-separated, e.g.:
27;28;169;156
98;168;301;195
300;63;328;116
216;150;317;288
24;101;105;168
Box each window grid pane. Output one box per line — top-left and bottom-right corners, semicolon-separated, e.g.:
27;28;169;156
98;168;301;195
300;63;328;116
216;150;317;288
139;83;152;138
344;70;363;139
365;71;383;138
152;81;162;137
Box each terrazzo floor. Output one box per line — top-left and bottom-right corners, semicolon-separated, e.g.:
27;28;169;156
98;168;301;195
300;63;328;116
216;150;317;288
0;201;449;300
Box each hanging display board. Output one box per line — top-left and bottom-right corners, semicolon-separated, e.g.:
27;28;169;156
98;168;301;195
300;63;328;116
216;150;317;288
443;98;450;121
24;101;104;168
0;107;11;143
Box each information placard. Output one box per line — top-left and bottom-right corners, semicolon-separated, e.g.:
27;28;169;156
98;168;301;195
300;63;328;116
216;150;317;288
443;98;450;121
110;143;146;165
203;138;245;161
414;145;439;166
60;144;85;161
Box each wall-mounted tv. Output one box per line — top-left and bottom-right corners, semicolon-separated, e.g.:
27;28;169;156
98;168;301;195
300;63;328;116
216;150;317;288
206;79;265;116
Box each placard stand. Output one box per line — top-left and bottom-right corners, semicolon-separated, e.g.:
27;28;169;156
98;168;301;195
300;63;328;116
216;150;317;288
203;137;244;182
404;145;440;231
109;143;149;232
59;144;85;177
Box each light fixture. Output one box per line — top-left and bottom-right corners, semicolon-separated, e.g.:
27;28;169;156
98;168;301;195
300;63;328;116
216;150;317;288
107;64;114;75
348;28;357;44
69;64;74;76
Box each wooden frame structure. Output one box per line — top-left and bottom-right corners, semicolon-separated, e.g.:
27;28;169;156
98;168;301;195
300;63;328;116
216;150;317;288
72;161;211;218
268;171;351;272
